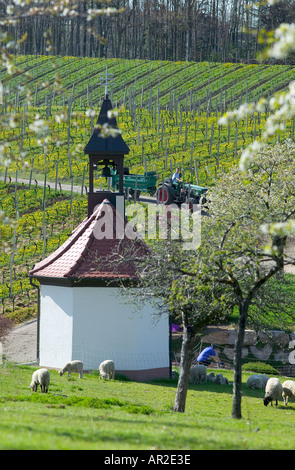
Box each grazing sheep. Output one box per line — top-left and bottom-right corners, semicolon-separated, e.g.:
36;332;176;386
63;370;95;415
99;359;115;379
246;374;269;390
189;364;207;384
282;380;295;406
30;368;50;393
263;377;283;407
59;360;83;379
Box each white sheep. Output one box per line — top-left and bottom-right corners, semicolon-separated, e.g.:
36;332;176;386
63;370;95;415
59;360;83;379
30;368;50;393
207;372;216;382
189;364;207;384
212;372;230;385
282;380;295;406
263;377;283;407
99;359;115;379
246;374;269;390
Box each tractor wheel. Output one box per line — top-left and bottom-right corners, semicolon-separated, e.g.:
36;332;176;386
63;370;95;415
129;189;141;201
156;185;174;205
189;197;200;212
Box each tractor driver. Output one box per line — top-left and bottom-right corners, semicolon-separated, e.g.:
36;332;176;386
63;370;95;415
172;168;182;184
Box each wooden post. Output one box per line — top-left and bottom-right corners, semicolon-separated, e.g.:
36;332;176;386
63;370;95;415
81;166;85;196
194;160;199;185
55;161;58;193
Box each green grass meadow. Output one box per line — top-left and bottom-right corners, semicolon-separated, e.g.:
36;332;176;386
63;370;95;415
1;363;295;450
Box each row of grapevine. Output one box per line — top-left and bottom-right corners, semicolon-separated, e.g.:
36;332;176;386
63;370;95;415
1;59;294;183
2;56;293;113
1;56;295;322
2;101;295;190
0;181;87;320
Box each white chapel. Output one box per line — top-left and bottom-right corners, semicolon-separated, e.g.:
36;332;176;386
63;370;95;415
28;92;170;381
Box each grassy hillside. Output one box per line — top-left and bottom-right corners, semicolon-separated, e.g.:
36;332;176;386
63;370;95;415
1;363;295;450
1;56;295;323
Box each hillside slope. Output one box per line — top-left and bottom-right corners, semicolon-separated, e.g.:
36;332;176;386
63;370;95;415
1;57;295;322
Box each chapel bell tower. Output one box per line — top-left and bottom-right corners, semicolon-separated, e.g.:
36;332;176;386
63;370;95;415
84;75;130;218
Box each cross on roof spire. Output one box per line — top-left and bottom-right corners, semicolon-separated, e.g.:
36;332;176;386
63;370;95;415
100;68;114;98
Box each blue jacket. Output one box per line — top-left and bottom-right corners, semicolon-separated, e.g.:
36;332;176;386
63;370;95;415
197;346;216;362
172;172;180;183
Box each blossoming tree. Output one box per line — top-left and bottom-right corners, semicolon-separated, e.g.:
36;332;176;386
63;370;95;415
198;141;295;418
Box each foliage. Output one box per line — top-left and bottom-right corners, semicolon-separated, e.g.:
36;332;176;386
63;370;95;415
242;362;280;376
200;141;295;293
197;141;295;418
132;142;295;417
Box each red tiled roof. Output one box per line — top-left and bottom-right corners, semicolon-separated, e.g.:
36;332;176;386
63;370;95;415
29;199;149;281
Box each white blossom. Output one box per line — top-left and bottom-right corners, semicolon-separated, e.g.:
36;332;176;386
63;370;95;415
2;57;14;75
104;7;117;16
268;23;295;59
218;102;255;125
0;143;11;166
100;123;122;137
107;109;119;119
239;141;265;172
6;5;14;15
55;112;66;123
261;220;295;237
29;116;49;135
9;114;19;128
85;108;96;117
87;6;117;20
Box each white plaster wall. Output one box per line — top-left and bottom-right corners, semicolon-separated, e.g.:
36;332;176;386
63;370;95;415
39;285;74;368
72;287;169;371
39;284;169;372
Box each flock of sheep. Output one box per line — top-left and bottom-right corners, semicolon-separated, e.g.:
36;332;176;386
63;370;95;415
189;364;295;407
29;359;115;393
29;360;295;408
246;374;295;407
189;364;230;385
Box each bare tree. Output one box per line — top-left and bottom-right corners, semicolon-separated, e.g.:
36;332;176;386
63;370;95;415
3;0;288;62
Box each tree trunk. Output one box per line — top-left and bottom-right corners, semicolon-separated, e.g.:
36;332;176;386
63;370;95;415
173;320;195;413
232;301;248;419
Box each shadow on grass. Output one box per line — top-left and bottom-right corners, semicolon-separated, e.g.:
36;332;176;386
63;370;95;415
144;373;290;402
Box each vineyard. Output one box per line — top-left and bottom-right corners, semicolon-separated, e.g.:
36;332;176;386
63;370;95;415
1;55;295;321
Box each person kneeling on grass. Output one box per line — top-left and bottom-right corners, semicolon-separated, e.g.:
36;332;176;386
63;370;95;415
197;344;222;367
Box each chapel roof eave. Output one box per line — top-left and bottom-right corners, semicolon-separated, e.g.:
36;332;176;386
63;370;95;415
28;273;139;288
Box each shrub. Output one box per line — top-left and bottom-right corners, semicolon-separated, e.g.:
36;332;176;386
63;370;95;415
242;362;279;375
